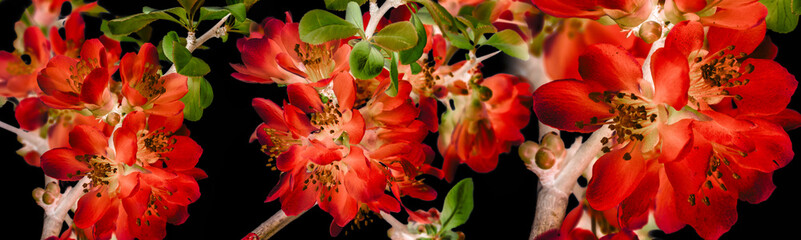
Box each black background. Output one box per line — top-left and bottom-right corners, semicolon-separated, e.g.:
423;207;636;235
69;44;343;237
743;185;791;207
2;0;799;239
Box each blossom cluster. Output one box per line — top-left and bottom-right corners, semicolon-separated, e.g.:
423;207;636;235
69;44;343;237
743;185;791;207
2;1;204;239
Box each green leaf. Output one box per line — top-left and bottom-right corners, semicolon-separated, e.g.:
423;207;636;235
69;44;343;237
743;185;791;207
794;0;801;14
484;29;529;60
372;21;419;51
444;31;473;50
349;41;385;80
472;1;496;23
225;3;247;22
399;14;427;64
410;62;422;74
162;31;181;62
409;0;457;32
440;178;474;233
386;52;399;97
298;9;360;44
107;7;185;35
416;7;436;25
324;0;368;11
181;77;214;121
173;44;211;77
345;1;364;37
761;0;799;33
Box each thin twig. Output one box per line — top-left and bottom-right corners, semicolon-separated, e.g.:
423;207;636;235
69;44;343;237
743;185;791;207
41;177;90;240
250;209;304;240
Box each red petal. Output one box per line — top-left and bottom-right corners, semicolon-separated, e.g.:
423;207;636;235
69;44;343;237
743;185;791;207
69;125;109;156
23;26;50;65
283;104;315;136
275;52;308;78
587;143;646;211
664;20;704;58
252;98;289;131
654;169;686;233
38;56;78;95
663;136;710;196
418;96;439;132
265;173;291;202
707;21;766;56
531;0;605;19
699;2;767;30
618;162;659;228
74;188;113;229
40;148;89;181
281;175;318;216
675;183;738;240
157;73;188;103
79;68;109;106
734;119;793;173
15;97;49;131
657;119;693;163
718;156;776;204
287;83;323;114
727;59;797;116
117;172;140;198
341;110;365;144
79;39;108;69
113;127;137;166
761;109;801;131
650;48;689;109
162;136;202;170
533;79;613;133
674;0;707;12
147;100;185;117
333;73;356;110
578;44;642;93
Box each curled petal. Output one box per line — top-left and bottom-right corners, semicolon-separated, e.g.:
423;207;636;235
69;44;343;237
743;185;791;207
587;143;646;211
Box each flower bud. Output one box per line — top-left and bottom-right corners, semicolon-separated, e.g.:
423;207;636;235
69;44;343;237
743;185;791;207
477;86;493;102
638;21;662;44
105;112;121;126
540;132;565;157
535;148;556;170
45;181;60;195
32;188;45;202
42;192;55;205
518;141;540;165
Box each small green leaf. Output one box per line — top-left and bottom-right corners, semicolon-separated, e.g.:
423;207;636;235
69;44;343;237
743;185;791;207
372;21;419;51
349;41;384;80
225;3;247;22
410;62;422;74
484;29;529;60
324;0;368;11
198;7;230;21
399;14;427;64
298;9;360;44
386;52;399;97
107;7;185;35
440;178;474;233
761;0;799;33
444;31;473;50
472;1;496;23
173;44;211;77
416;7;436;25
181;77;214;121
409;0;457;32
794;0;801;14
345;1;364;37
162;31;181;62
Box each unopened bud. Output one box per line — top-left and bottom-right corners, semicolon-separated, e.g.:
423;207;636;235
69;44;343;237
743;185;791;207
535;148;556;170
540;132;565;157
42;192;56;205
518;141;540;164
32;188;45;202
45;181;60;195
638;21;662;44
105;112;121;126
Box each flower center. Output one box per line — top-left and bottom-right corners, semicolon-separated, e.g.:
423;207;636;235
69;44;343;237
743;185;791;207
302;162;346;202
687;143;746;207
294;43;335;82
6;57;35;75
585;91;658;159
67;58;99;93
74;154;118;194
688;45;753;106
261;128;301;170
137;72;166;100
137;128;175;165
310;100;344;136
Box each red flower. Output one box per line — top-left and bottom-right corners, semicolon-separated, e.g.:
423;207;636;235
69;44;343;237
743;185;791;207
231;15;351;85
0;27;50;97
50;12;85;58
39;125;141;236
531;0;652;27
440;74;532;181
664;0;767;30
37;39;116;115
119;43;188;117
543;19;651;81
655;20;796;117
